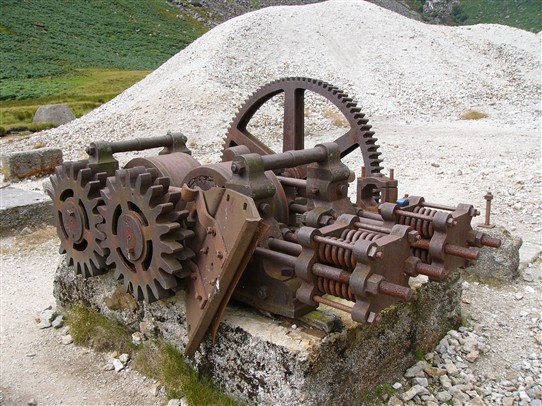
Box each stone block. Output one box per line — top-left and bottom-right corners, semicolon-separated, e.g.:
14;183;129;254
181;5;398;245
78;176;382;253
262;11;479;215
2;147;62;181
33;104;75;126
0;186;52;231
464;226;521;282
53;258;462;405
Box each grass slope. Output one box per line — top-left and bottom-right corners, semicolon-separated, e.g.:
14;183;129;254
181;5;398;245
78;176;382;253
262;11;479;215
459;0;541;33
0;0;206;133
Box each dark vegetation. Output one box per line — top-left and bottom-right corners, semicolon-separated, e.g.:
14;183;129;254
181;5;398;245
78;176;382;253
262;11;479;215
406;0;541;32
0;0;207;132
66;304;241;405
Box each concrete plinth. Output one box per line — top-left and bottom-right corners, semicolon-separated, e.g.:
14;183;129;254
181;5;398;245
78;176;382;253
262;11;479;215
54;258;462;405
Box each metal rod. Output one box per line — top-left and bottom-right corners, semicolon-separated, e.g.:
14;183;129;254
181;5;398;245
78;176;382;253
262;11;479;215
415;262;448;281
289;203;307;214
87;134;178;155
354;221;391;235
396;209;436;222
379;281;414;301
277;176;307;189
267;238;302;257
313;235;354;251
421;202;457;212
484;192;493;226
253;247;296;267
412;239;479;260
359;211;383;221
312;263;351;284
313;295;353;313
480;234;501;248
260;146;327;171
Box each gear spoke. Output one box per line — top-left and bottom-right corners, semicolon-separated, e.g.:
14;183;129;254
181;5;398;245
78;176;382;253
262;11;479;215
222;77;383;174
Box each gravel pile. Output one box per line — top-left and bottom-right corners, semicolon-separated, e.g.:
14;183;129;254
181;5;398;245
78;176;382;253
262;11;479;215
1;0;539;162
389;324;542;405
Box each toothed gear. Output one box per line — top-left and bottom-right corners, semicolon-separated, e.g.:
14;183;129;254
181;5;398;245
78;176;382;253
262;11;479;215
98;166;195;303
49;161;109;277
222;77;383;174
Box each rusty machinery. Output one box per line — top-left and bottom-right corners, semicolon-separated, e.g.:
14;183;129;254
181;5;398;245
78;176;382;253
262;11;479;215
49;77;501;355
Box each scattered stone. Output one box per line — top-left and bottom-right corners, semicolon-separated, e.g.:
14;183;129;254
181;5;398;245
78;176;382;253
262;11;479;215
167;400;182;406
392;382;402;390
404;361;428;378
61;335;73;345
103;363;115;371
33;104;75;126
150;383;163;397
465;350;480;363
27;398;38;406
424;366;447;376
20;227;32;235
444;363;459;376
26;353;36;358
132;332;144;345
436;391;452;402
534;334;542;345
387;396;403;406
113;359;124;372
515;293;524;300
111;351;119;359
412;377;429;387
51;315;64;329
431;163;440;168
401;385;426;401
119;353;130;363
502;397;514;406
466;396;485;406
37;309;55;329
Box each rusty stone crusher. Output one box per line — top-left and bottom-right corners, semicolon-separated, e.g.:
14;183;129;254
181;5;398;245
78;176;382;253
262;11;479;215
49;78;500;355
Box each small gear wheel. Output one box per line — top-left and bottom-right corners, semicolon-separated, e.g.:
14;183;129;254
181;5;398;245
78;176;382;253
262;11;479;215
48;161;109;277
98;166;195;302
223;77;383;175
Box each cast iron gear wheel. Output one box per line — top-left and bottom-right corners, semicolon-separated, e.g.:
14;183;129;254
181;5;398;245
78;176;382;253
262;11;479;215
48;161;109;277
98;166;195;303
222;77;383;174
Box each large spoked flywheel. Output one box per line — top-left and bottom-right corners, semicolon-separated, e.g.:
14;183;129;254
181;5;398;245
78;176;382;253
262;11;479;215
98;166;195;302
222;77;383;175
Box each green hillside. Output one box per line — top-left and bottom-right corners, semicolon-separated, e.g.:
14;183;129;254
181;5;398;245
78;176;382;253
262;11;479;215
0;0;207;133
458;0;541;33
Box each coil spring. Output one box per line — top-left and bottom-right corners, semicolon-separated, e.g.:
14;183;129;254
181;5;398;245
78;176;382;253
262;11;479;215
317;277;355;301
412;247;432;264
398;206;438;239
317;228;382;270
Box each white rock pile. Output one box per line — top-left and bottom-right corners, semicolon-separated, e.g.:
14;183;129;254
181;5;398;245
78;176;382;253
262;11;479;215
1;0;539;162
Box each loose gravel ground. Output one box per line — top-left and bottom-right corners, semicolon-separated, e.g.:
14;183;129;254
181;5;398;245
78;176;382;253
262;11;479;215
1;1;541;405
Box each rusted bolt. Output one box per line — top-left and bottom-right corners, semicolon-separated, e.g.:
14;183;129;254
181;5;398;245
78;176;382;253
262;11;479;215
206;227;216;236
484;192;493;226
258;202;271;215
337;184;348;196
446;218;458;227
231;161;245;175
367;246;383;259
199;247;208;255
86;145;96;156
216;250;223;259
257;286;269;300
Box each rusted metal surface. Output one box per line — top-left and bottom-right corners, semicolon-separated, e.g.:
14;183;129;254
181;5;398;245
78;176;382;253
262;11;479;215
49;77;502;355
